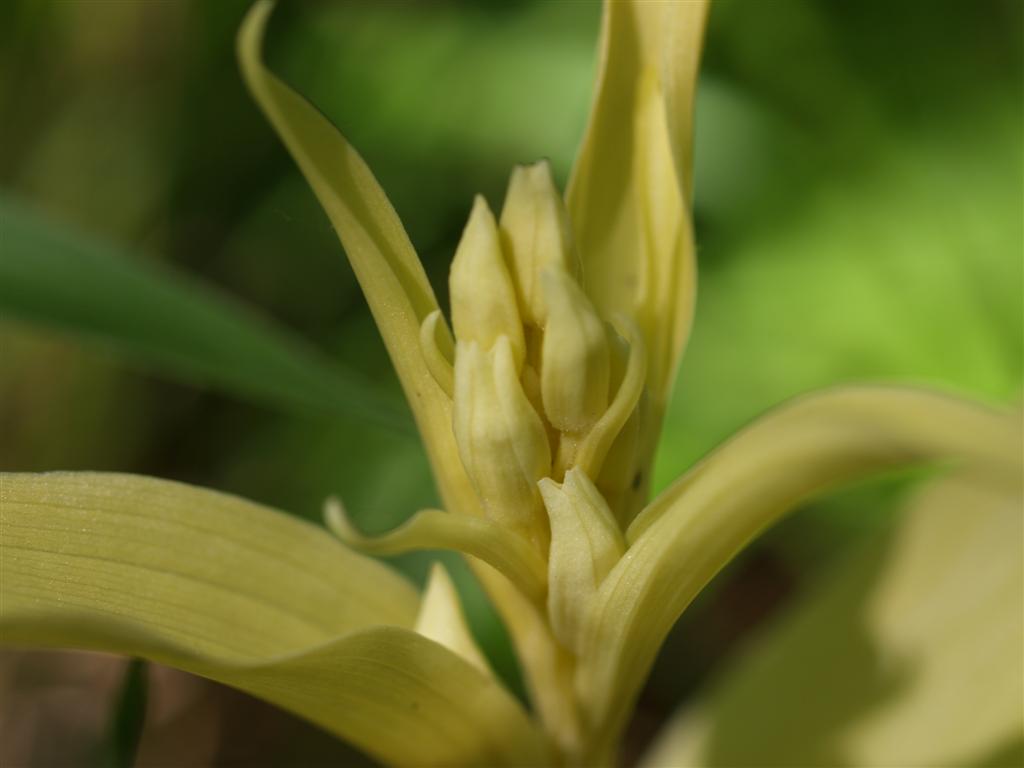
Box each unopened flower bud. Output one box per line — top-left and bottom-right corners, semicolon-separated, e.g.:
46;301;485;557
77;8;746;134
453;336;552;547
540;468;625;652
499;161;578;326
541;269;610;433
589;320;649;528
449;195;525;363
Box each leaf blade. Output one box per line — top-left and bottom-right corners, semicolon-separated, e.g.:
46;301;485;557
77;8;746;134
2;615;549;768
567;0;709;402
576;386;1020;755
0;195;410;430
639;472;1024;767
237;1;481;520
99;658;148;768
0;472;549;767
1;472;419;649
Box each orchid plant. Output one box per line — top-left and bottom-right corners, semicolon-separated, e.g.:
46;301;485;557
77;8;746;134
2;1;1020;766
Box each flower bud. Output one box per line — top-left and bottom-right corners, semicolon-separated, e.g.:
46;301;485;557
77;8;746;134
449;195;525;363
541;269;610;433
597;402;642;528
453;336;552;547
499;161;578;326
572;317;648;525
540;468;625;652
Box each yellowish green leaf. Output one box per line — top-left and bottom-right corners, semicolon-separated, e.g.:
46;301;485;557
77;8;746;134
419;309;456;398
324;498;547;603
0;472;550;767
1;472;417;646
575;386;1020;758
237;0;480;521
639;471;1024;768
567;0;709;402
574;316;647;502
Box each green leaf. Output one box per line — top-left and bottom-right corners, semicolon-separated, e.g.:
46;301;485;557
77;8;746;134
0;472;550;767
98;659;148;768
0;194;410;431
640;471;1024;767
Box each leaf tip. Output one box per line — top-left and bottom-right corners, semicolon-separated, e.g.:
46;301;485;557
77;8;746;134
237;0;275;86
323;495;362;545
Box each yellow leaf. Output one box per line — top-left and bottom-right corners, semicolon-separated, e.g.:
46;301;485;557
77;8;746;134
0;473;549;767
574;386;1020;758
237;0;480;521
324;497;547;603
567;0;709;403
639;471;1024;767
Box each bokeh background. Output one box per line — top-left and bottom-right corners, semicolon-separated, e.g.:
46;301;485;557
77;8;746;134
1;0;1021;765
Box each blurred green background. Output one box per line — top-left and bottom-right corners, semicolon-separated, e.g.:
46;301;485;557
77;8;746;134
1;0;1020;766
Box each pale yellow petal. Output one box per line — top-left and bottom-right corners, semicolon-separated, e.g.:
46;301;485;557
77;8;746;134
541;270;610;434
574;386;1020;758
499;161;579;327
541;468;625;652
453;337;552;548
573;316;647;507
450;196;525;363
